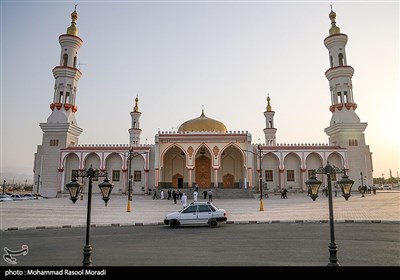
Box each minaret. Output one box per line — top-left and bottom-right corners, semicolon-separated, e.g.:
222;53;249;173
129;96;142;146
323;7;373;185
34;7;84;197
263;96;277;146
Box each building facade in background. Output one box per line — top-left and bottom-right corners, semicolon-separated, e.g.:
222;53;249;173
33;8;373;198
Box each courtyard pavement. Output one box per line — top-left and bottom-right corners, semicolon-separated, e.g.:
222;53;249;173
0;190;399;231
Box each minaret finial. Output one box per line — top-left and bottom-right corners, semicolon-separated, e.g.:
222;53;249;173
201;105;205;116
329;5;340;35
133;95;139;112
67;6;79;36
266;94;272;112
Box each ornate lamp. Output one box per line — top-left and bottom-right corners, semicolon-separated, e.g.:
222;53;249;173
305;172;322;201
338;171;354;201
99;176;113;206
66;177;82;204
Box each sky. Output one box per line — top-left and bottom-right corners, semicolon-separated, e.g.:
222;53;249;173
1;0;399;183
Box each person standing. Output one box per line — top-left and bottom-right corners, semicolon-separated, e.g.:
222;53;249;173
208;189;213;201
193;189;198;202
160;189;165;200
172;190;177;204
181;193;187;208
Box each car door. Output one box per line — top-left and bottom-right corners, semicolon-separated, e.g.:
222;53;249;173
197;204;213;224
179;205;198;224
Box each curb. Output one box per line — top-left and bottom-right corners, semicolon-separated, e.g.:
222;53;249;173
2;219;399;231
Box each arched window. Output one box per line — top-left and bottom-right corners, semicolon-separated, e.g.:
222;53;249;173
330;56;333;68
73;56;77;68
63;54;68;66
338;53;344;66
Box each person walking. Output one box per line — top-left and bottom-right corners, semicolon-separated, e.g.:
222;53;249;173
281;188;288;199
208;189;213;201
203;190;208;200
167;189;172;200
152;188;159;200
181;193;187;208
160;189;165;200
193;189;198;202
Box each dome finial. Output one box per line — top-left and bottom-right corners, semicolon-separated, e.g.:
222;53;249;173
201;105;205;117
67;5;79;36
329;5;340;35
133;95;140;112
266;94;272;112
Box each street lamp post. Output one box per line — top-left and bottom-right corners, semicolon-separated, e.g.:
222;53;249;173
257;144;264;211
66;165;113;267
360;172;365;197
36;175;40;198
2;180;5;195
125;147;149;212
127;147;134;212
305;162;354;266
243;144;266;211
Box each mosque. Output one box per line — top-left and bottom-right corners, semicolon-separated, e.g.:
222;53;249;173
33;8;373;198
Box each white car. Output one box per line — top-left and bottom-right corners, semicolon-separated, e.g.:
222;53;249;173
10;194;30;200
382;185;392;190
0;194;13;202
164;201;227;228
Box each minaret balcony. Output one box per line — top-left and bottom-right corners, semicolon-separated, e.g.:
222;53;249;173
329;103;357;112
325;66;354;80
52;66;82;80
324;33;348;48
59;34;83;48
50;102;78;112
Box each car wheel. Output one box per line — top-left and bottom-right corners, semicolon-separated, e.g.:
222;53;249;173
209;219;218;228
170;220;179;229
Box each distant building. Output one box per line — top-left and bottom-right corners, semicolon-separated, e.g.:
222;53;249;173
34;8;373;198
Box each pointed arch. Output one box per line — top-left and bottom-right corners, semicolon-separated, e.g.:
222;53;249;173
63;53;68;66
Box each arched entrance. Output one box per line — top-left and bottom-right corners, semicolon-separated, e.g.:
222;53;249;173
195;155;211;188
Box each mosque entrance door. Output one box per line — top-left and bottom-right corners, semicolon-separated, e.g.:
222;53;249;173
223;173;234;188
195;156;211;188
172;173;183;188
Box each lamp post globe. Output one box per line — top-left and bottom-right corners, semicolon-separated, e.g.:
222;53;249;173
305;173;322;201
66;177;81;204
99;176;113;206
338;171;354;201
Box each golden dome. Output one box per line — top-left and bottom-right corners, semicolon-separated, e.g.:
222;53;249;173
178;109;227;133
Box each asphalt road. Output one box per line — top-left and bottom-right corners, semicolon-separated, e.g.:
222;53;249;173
1;222;399;267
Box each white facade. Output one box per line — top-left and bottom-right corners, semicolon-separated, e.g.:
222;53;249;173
33;8;373;198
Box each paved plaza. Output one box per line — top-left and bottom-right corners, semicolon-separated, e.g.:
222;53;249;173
0;190;399;231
